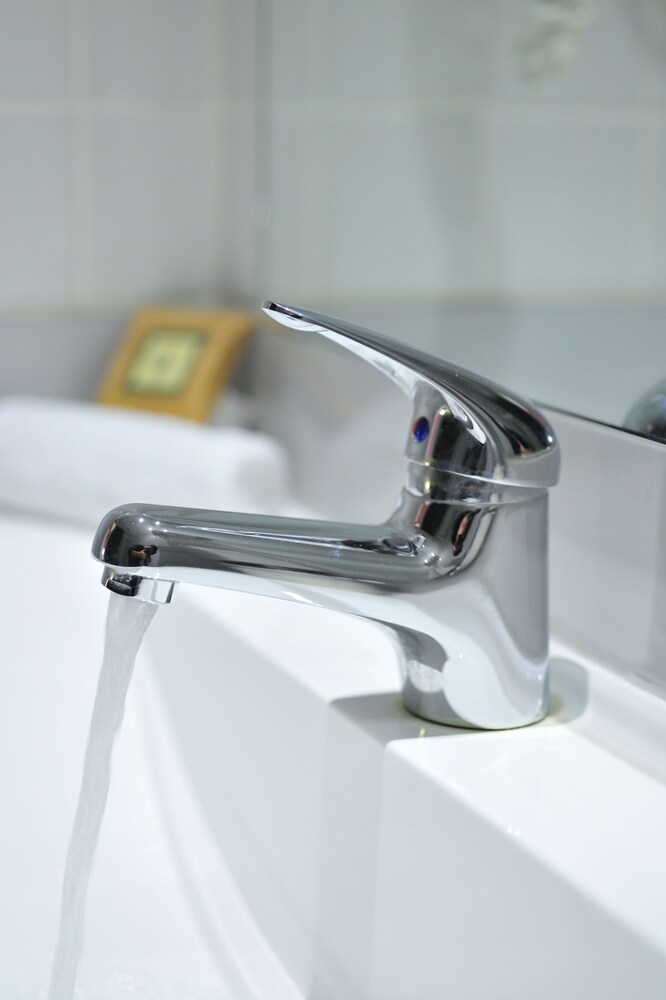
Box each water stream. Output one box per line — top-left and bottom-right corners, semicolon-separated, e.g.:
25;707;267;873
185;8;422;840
47;593;158;1000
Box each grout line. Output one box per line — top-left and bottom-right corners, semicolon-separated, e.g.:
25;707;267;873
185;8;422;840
300;0;328;296
252;0;272;297
474;102;504;298
4;97;665;128
257;287;666;313
628;17;659;289
0;98;235;120
210;1;229;295
0;100;72;116
631;110;661;288
0;304;130;322
3;288;666;323
263;97;666;128
69;0;96;306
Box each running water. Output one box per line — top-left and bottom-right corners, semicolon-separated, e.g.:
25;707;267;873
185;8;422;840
47;593;158;1000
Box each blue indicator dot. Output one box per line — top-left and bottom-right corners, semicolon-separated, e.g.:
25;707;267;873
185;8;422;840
412;416;430;443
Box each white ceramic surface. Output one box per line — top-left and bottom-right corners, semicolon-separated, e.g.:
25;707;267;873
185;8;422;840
0;515;232;999
3;507;666;998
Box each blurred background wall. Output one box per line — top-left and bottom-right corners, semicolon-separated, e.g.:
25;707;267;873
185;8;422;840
1;1;665;427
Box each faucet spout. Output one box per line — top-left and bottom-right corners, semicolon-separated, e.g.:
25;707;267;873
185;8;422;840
94;502;475;590
92;301;559;730
93;488;548;730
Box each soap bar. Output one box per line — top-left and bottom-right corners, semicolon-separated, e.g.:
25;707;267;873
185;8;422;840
97;307;253;422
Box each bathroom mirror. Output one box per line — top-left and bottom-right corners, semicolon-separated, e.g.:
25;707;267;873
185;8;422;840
242;0;666;441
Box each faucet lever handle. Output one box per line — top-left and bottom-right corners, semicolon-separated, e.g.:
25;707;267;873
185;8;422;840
262;300;559;492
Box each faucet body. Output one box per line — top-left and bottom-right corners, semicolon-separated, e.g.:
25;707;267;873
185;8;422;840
93;302;559;730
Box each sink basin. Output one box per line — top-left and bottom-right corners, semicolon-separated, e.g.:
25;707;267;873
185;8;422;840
149;586;666;1000
3;509;666;999
0;513;233;999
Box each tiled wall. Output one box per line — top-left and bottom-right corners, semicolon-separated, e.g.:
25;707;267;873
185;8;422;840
252;0;666;440
259;0;666;305
0;0;230;314
1;1;665;411
0;0;245;397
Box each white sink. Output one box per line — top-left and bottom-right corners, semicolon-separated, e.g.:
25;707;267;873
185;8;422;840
3;509;666;999
0;515;230;999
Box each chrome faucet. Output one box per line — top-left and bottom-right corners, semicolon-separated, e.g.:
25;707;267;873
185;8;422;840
92;301;560;730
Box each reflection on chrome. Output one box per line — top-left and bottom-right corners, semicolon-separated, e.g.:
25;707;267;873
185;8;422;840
92;301;560;730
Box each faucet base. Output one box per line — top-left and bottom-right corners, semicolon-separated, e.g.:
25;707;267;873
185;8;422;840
387;599;550;730
400;674;549;730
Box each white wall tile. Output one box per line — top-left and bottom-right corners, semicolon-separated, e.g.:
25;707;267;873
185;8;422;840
0;317;124;400
0;116;75;306
323;0;498;103
479;116;640;294
91;113;218;304
225;0;261;104
263;2;665;306
88;0;220;101
266;0;320;102
495;0;648;103
0;0;70;99
642;124;666;286
319;114;482;298
219;108;264;301
261;114;323;299
635;1;666;100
